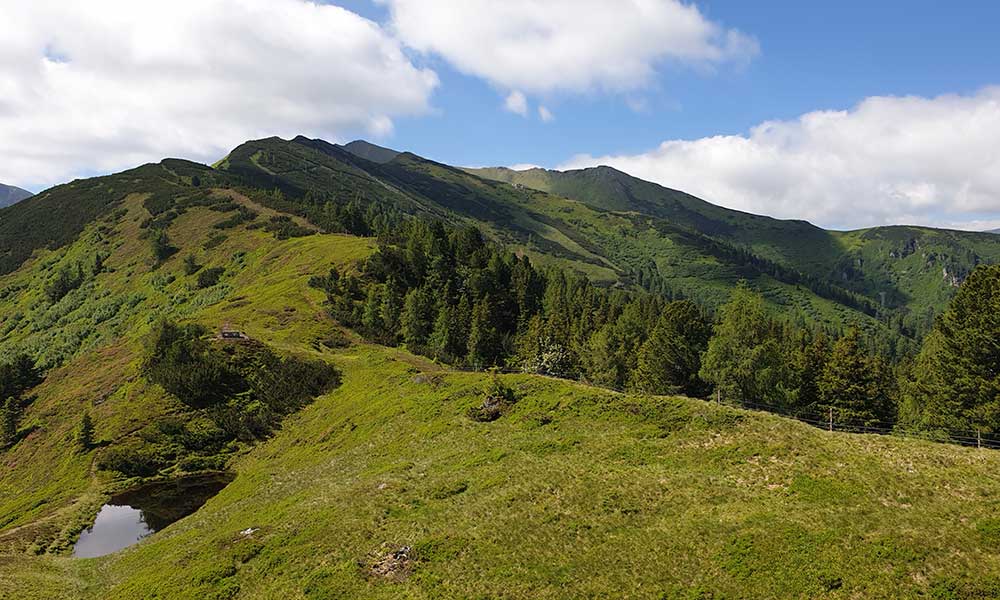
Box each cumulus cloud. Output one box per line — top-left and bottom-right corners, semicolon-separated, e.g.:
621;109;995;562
560;89;1000;230
538;105;554;122
381;0;758;96
504;91;529;116
0;0;438;189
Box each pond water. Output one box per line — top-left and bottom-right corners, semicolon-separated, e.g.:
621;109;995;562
72;473;234;559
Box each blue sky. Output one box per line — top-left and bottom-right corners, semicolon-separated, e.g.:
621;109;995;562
334;1;1000;168
4;1;1000;229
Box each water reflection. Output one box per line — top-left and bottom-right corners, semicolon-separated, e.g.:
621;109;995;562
72;473;234;558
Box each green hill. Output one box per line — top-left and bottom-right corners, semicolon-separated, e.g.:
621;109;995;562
3;137;1000;598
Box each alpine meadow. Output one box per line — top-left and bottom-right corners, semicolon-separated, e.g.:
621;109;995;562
4;2;1000;599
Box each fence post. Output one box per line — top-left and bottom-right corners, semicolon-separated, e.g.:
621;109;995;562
828;407;833;432
716;389;721;404
978;429;982;449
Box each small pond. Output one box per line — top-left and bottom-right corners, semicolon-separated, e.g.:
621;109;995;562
73;472;234;558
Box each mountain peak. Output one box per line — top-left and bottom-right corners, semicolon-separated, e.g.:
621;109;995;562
339;140;401;164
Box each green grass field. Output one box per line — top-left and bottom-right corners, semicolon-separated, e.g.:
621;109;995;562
6;341;1000;598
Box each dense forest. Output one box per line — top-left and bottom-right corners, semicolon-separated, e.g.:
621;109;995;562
310;216;1000;443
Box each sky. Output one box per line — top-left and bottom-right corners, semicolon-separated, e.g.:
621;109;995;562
2;0;1000;231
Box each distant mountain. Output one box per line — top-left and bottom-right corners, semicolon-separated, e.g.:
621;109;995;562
0;183;32;208
339;139;400;164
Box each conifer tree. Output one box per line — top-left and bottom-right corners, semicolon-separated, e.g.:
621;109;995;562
699;283;791;405
818;328;894;425
361;284;384;338
902;264;1000;433
467;299;499;369
400;287;432;348
380;281;403;343
631;300;711;396
792;332;830;411
428;300;456;361
1;397;19;447
76;411;95;452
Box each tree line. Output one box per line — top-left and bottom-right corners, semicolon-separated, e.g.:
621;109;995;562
312;220;912;427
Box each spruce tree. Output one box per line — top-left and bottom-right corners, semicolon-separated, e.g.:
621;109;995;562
76;411;95;452
428;301;455;361
400;287;432;348
902;264;1000;433
466;299;499;369
631;300;711;396
380;281;403;342
699;283;791;406
1;397;19;447
818;328;893;426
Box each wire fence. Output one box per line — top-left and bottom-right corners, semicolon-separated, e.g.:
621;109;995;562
720;398;1000;450
476;366;1000;450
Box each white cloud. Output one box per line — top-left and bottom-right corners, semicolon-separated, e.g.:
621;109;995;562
381;0;758;95
538;105;554;122
560;88;1000;230
508;163;542;171
0;0;438;189
504;91;529;116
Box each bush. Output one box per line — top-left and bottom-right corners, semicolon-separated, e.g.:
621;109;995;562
197;267;225;288
45;263;85;303
96;443;167;477
468;372;516;422
151;230;178;263
263;216;313;240
184;254;201;275
213;207;257;229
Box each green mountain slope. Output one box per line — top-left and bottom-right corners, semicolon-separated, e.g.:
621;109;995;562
208;138;884;333
3;140;1000;598
469;164;1000;335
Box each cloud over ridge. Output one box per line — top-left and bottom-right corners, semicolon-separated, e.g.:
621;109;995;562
0;0;439;188
561;88;1000;230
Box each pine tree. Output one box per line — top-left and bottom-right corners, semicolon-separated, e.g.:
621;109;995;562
428;301;455;361
400;287;432;348
1;397;19;447
467;299;499;370
792;332;830;412
361;284;384;338
631;300;711;396
902;265;1000;433
76;411;95;452
380;281;403;343
818;328;894;426
699;283;792;406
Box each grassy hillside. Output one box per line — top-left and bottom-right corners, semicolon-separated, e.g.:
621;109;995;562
0;183;372;557
7;342;1000;598
3;146;1000;598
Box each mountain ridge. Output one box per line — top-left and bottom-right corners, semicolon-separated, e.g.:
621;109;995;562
0;183;32;208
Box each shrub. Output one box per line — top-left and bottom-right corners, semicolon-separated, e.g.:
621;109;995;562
468;371;516;422
198;267;226;289
197;267;225;288
45;263;85;303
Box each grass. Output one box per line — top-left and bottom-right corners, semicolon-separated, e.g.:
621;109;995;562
7;343;1000;598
